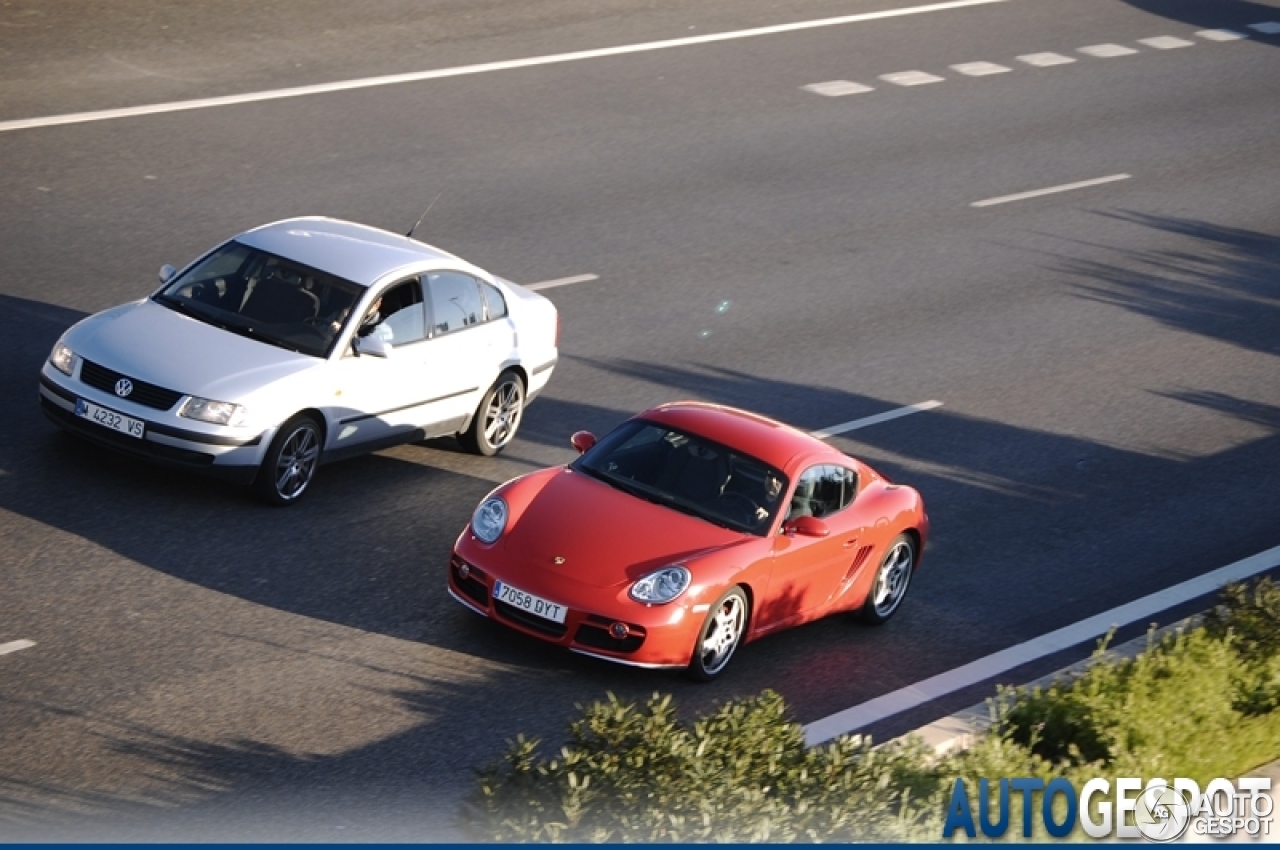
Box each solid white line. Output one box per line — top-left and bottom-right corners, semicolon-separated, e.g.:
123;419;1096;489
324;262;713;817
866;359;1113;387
804;543;1280;745
0;639;36;656
525;274;599;292
0;0;1012;134
810;400;943;439
971;173;1131;207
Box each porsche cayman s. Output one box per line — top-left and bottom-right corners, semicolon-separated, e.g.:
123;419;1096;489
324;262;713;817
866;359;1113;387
448;401;928;680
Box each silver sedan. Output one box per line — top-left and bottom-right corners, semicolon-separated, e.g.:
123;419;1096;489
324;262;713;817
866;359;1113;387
39;217;560;505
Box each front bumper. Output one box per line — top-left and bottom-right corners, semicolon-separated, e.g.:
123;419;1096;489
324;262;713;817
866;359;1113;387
39;367;266;484
448;541;699;670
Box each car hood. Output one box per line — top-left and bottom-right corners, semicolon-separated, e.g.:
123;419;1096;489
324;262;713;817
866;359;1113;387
65;299;319;399
502;468;748;588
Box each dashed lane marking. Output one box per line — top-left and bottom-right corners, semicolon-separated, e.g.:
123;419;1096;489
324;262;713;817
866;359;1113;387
880;70;947;86
803;80;875;96
1017;52;1076;66
0;640;35;657
1197;29;1248;41
1138;36;1194;49
950;61;1012;76
804;21;1269;98
803;543;1280;745
525;274;599;292
810;400;944;439
970;173;1131;207
1077;43;1139;57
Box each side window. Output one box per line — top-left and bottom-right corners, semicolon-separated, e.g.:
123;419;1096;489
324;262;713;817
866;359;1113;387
365;278;426;347
426;271;485;335
788;465;857;520
481;281;508;320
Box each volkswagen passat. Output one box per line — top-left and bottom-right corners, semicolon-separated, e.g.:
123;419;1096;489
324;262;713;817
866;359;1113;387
39;217;559;504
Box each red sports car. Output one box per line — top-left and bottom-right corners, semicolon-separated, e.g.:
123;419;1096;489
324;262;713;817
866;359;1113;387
448;402;928;680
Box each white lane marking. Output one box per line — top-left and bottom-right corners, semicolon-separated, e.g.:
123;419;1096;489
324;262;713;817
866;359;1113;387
1249;21;1280;34
0;0;1012;135
971;173;1131;207
880;70;946;86
1197;28;1248;41
1078;43;1139;57
803;80;875;96
0;639;35;656
1138;36;1194;49
1017;51;1076;66
525;274;599;292
810;400;943;439
804;543;1280;745
950;61;1011;76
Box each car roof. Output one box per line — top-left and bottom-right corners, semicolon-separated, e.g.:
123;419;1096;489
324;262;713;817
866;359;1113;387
638;401;835;472
235;217;467;288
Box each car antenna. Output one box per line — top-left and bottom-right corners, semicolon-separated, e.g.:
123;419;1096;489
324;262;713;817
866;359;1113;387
406;191;442;240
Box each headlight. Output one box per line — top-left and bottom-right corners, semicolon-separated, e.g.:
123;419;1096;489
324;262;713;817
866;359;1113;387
471;497;508;543
629;565;691;605
49;342;76;376
179;396;247;426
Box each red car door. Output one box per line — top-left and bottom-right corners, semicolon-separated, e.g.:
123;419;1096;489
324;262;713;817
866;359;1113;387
755;464;865;632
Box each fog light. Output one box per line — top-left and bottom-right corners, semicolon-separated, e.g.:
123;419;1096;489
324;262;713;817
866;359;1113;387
458;562;470;580
609;622;630;640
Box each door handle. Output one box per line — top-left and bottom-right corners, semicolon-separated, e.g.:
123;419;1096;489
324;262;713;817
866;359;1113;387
842;538;859;549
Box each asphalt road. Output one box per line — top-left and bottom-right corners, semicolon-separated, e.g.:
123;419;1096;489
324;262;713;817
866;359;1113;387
2;0;1279;840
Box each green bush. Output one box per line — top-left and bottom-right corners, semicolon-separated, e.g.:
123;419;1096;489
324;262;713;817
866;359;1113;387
461;690;940;842
462;579;1280;843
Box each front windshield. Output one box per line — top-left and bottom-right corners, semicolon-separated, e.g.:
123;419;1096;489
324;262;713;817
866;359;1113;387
573;419;789;536
153;240;363;358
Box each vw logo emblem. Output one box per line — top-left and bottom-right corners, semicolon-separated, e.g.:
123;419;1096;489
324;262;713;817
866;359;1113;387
114;378;133;398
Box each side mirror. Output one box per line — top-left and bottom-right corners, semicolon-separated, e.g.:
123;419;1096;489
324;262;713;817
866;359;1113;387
570;431;597;454
158;264;177;284
782;516;830;538
353;334;391;358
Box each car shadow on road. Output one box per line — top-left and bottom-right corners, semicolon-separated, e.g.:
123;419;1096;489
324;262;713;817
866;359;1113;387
1118;0;1280;43
2;210;1279;837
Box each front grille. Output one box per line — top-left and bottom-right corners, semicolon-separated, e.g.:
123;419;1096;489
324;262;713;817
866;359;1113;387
494;600;568;638
574;615;646;654
450;556;490;608
80;360;184;411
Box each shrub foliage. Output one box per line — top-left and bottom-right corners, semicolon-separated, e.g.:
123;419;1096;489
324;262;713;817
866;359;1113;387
461;579;1280;842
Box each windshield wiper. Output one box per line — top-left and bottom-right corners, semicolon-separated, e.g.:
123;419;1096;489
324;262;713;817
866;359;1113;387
579;465;740;529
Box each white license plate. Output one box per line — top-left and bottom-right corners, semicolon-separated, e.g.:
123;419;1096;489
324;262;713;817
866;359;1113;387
494;580;567;624
76;398;145;439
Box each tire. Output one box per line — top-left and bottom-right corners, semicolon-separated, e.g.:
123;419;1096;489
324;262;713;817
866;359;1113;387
859;534;916;625
253;414;323;506
458;370;524;457
686;586;749;682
